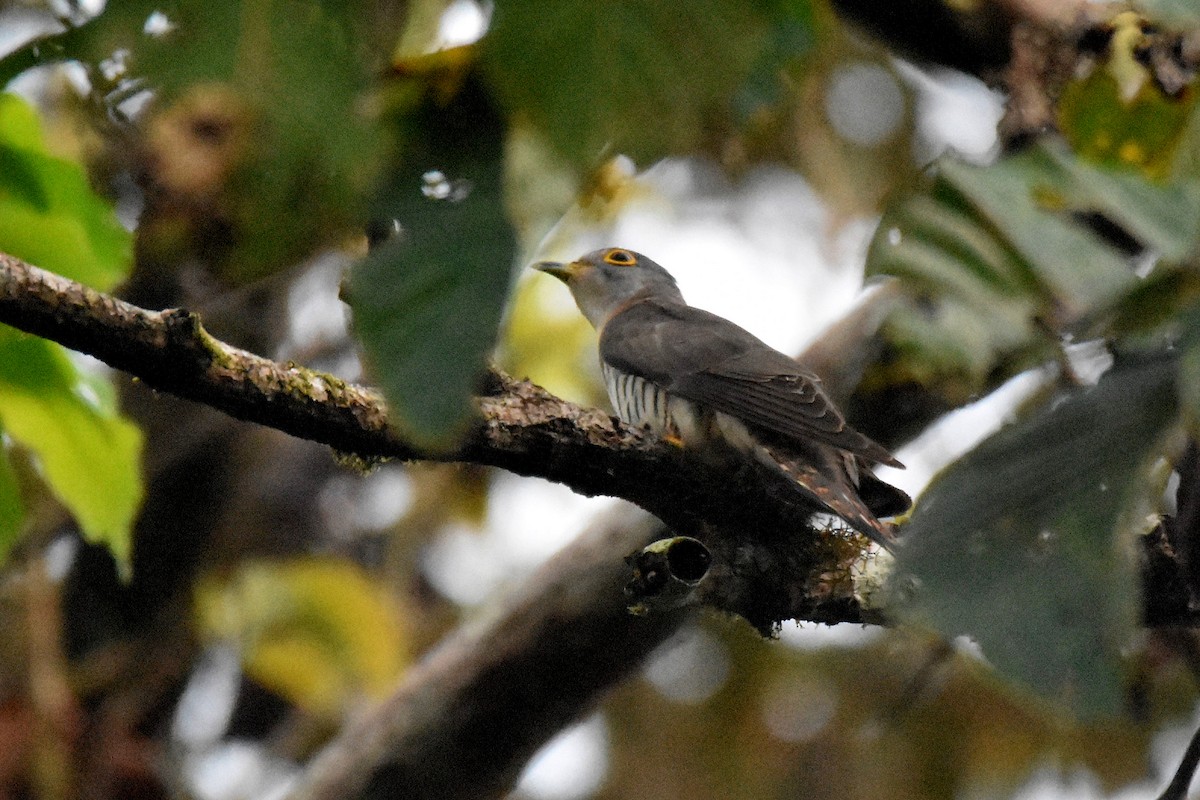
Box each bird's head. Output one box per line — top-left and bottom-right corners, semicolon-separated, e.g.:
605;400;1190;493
533;247;684;328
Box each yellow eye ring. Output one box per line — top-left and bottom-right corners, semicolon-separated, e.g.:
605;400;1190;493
603;249;637;266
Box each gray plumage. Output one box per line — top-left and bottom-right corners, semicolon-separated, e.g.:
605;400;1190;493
534;247;908;548
599;298;901;467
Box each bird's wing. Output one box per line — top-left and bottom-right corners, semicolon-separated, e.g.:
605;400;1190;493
600;300;901;467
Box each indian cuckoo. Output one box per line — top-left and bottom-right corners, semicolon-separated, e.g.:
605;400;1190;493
534;246;909;549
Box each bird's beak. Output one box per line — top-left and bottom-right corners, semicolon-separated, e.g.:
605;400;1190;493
532;260;580;282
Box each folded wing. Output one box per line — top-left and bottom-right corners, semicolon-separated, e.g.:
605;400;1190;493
600;300;901;467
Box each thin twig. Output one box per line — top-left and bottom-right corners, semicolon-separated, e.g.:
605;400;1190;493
1158;719;1200;800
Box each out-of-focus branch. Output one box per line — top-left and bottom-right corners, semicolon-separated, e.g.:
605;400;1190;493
1156;715;1200;800
286;509;682;800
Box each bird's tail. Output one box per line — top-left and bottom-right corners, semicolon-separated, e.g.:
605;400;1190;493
857;470;911;519
756;443;899;551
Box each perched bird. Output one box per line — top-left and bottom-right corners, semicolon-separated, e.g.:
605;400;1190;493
534;247;909;549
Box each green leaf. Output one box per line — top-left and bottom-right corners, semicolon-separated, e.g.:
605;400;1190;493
0;448;26;563
0;93;132;290
1033;144;1200;262
935;148;1133;314
481;0;805;168
348;76;516;446
1059;51;1195;179
1086;266;1200;341
0;92;47;150
0;328;143;576
875;140;1200;308
891;354;1178;717
0;96;140;571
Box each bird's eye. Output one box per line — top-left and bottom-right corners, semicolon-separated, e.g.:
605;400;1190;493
603;249;637;266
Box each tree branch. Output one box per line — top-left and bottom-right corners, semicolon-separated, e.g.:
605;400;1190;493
0;251;872;629
1;251;1195;630
1;250;1194;633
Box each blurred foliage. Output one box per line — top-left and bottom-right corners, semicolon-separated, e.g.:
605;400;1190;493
76;0;387;283
349;72;516;445
868;139;1200;403
600;622;1180;800
2;0;1200;798
0;444;22;558
892;355;1176;717
480;0;791;171
196;558;411;717
863;33;1200;715
1133;0;1200;25
743;11;918;221
1059;11;1198;180
1059;54;1194;180
0;92;139;572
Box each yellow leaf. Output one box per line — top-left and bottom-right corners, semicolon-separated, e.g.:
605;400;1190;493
196;558;410;716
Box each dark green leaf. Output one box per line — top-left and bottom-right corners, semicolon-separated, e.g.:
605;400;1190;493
481;1;809;168
891;354;1178;717
348;77;516;446
1087;267;1200;340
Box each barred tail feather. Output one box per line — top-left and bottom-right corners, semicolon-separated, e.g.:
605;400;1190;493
756;443;897;551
